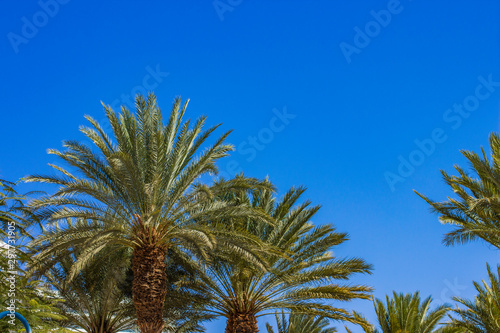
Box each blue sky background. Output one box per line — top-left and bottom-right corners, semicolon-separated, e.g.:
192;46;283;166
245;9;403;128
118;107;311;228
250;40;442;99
1;0;499;331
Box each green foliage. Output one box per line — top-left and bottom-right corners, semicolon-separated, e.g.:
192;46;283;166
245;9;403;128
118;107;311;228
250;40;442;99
196;185;373;328
0;179;31;241
43;244;136;333
0;273;68;333
0;180;67;332
444;264;500;332
416;132;500;250
159;249;216;332
266;311;337;333
369;292;450;333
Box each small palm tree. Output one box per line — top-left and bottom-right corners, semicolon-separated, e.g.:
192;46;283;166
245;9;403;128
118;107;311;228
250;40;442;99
368;292;450;333
196;186;373;333
26;93;274;333
45;244;136;333
444;264;500;332
266;311;337;333
416;133;500;250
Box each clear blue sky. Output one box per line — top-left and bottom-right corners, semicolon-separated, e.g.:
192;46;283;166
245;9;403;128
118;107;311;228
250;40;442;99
1;0;499;331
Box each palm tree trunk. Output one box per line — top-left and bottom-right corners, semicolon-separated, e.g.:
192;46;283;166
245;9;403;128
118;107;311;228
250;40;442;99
132;245;168;333
225;313;259;333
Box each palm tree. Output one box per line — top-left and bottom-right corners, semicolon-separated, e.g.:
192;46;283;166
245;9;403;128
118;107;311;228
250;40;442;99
26;93;274;333
266;311;337;333
368;292;450;333
444;264;500;332
195;186;373;333
416;133;500;250
45;244;136;333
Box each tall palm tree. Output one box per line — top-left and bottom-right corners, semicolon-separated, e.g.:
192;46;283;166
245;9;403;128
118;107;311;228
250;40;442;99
368;292;450;333
26;93;274;333
266;311;337;333
445;264;500;332
195;186;373;333
416;133;500;250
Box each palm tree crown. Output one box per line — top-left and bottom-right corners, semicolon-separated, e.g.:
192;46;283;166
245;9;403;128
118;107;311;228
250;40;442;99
369;292;450;333
445;264;500;332
266;311;337;333
195;186;373;332
26;93;273;333
416;133;500;250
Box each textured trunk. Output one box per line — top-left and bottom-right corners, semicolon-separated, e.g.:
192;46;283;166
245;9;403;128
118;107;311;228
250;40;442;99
225;313;259;333
132;245;167;333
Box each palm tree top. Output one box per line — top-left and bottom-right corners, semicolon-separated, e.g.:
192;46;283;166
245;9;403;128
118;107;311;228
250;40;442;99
444;263;500;333
195;185;373;332
415;132;500;250
367;291;451;333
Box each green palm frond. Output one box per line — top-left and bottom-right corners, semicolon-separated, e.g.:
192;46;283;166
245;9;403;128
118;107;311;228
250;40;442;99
42;244;136;333
267;310;337;333
0;246;67;332
0;178;39;242
371;292;450;333
443;264;500;332
416;132;500;250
